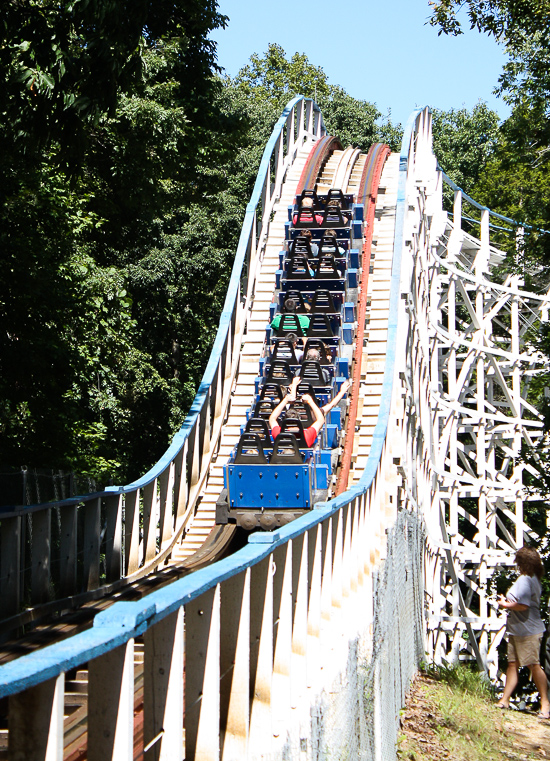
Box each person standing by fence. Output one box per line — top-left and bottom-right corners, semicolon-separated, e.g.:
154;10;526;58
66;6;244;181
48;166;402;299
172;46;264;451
497;547;549;718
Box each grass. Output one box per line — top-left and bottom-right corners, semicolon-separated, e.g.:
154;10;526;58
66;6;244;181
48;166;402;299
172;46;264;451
421;660;495;699
397;663;548;761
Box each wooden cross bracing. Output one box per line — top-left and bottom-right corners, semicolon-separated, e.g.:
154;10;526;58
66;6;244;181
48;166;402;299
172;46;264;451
411;165;550;677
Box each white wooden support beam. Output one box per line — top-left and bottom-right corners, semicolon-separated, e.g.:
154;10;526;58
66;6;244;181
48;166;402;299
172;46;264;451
286;110;295;160
88;640;135;761
175;442;188;522
188;424;200;490
83;497;101;590
143;479;158;565
306;524;322;695
104;495;122;583
144;609;184;761
214;363;223;423
159;464;175;552
327;510;345;683
200;392;212;465
361;491;372;580
319;516;333;676
290;533;308;716
124;489;141;575
349;500;364;636
9;674;64;761
261;173;269;222
341;504;352;637
220;569;250;761
271;543;292;745
185;585;221;761
249;556;273;758
275;133;283;188
331;509;344;630
305;101;313;135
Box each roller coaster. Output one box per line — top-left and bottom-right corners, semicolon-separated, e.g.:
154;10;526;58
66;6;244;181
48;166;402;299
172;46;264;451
0;98;548;761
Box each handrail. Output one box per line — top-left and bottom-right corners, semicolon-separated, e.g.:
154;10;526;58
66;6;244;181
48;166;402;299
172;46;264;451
0;108;429;698
0;96;326;620
441;170;550;235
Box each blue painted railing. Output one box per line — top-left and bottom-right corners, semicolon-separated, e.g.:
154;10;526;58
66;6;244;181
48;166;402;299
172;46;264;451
442;170;550;237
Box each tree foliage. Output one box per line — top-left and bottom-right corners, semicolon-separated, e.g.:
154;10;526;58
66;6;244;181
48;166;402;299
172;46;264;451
429;0;550;41
231;44;403;153
0;0;228;166
431;0;550;260
0;1;243;483
431;102;500;192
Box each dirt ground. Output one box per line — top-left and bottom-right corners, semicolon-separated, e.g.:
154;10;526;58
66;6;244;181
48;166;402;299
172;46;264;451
397;674;550;760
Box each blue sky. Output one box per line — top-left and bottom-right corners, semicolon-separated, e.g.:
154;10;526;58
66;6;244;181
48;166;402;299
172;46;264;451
213;0;510;127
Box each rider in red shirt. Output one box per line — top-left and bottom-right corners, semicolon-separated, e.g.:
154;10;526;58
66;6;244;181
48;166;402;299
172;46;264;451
269;377;324;446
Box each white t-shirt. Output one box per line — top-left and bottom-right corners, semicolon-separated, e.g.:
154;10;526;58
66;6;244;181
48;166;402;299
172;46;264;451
506;574;545;637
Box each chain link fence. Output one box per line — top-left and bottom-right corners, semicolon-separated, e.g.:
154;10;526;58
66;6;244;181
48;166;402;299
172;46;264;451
257;509;426;761
368;509;426;761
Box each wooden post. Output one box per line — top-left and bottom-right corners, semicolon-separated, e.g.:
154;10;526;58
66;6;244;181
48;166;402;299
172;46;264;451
0;515;21;617
249;556;273;758
59;504;77;596
88;641;135;761
31;508;50;604
9;674;64;761
159;465;175;552
83;497;101;590
142;480;158;565
144;609;184;761
124;489;141;575
185;585;221;761
174;442;188;522
291;533;308;715
306;524;322;695
104;494;122;583
220;570;250;761
272;542;292;745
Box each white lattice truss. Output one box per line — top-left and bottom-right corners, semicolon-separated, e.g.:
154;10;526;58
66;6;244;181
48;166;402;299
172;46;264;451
399;119;550;680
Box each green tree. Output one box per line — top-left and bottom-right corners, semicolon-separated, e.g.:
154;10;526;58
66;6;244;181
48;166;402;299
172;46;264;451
233;44;331;106
0;0;228;166
432;102;500;193
473;102;550;267
0;2;246;483
429;0;550;41
231;43;402;153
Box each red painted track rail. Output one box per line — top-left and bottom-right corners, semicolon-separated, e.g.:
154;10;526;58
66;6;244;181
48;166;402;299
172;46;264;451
336;143;391;494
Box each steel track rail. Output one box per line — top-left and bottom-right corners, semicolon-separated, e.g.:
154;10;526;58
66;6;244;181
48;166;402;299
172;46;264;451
336;143;391;493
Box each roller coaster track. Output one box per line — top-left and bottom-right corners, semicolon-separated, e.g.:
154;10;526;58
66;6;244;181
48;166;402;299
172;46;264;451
0;99;549;761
